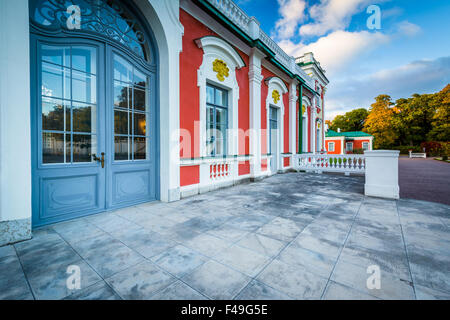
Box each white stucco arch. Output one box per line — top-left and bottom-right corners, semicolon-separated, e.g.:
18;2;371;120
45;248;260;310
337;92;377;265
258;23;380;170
134;0;184;202
196;36;245;157
265;77;288;172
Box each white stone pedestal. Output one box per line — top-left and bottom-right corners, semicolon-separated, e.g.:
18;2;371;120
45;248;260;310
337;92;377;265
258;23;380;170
364;150;400;199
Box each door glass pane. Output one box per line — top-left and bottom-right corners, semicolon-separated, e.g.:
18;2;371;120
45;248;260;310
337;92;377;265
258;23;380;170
42;98;68;131
133;137;147;160
133;87;146;111
41;45;70;68
114;55;132;82
114;110;129;134
72;46;96;74
73;134;95;163
114;81;131;108
41;62;70;99
73;102;96;133
133;69;146;87
115;136;129;160
72;70;96;103
133;113;146;136
43;132;65;163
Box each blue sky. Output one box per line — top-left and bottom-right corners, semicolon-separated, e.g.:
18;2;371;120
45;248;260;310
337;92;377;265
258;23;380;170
236;0;450;120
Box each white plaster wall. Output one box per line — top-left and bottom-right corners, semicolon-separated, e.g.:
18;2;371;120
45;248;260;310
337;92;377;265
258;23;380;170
0;0;32;222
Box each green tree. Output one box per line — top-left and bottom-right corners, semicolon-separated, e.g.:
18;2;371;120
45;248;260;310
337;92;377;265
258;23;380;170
391;93;435;146
364;95;397;149
329;108;369;132
427;84;450;141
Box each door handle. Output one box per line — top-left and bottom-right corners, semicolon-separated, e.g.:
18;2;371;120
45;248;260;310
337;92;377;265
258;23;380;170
92;152;105;168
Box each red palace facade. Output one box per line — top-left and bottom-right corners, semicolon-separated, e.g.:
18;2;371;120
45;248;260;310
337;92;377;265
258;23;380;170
0;0;329;243
178;1;329;197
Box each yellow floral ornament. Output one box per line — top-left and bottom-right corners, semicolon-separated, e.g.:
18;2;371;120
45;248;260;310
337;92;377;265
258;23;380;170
212;59;229;82
302;105;306;115
272;90;280;104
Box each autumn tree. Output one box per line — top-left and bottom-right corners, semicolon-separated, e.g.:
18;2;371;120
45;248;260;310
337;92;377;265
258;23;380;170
364;95;397;148
329;108;369;132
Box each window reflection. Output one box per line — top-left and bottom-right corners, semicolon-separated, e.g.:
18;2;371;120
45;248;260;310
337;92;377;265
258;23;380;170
43;132;65;163
206;85;228;156
41;44;98;164
113;53;149;161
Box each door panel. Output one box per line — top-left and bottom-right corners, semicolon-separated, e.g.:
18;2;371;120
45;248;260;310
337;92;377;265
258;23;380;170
33;40;106;227
106;51;156;209
40;173;100;219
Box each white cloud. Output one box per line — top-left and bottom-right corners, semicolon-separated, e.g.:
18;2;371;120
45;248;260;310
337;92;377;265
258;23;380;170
279;30;390;76
325;57;450;120
396;21;421;37
274;0;307;39
299;0;374;37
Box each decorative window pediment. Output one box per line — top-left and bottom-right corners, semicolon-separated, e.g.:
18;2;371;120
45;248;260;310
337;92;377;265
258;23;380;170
265;77;288;113
30;0;151;61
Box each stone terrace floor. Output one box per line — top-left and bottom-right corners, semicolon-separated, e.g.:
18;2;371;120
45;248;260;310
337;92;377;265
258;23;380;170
1;172;449;300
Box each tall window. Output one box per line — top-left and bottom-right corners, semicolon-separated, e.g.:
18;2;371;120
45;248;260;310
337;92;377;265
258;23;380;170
328;142;335;152
362;142;369;150
269;106;278;154
346;142;353;152
206;85;228;156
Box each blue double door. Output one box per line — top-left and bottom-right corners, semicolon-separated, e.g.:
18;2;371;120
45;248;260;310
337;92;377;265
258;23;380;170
32;38;158;227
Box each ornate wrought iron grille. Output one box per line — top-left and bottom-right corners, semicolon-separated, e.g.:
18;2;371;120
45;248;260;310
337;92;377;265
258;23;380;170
30;0;149;60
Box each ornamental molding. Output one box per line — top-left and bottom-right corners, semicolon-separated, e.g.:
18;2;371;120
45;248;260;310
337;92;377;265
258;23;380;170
195;36;245;70
30;0;150;60
272;90;280;104
212;59;229;82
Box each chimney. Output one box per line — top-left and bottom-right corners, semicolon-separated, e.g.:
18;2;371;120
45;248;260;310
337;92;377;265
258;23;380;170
337;128;341;133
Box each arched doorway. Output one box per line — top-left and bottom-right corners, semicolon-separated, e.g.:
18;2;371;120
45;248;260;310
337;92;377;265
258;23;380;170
29;0;159;227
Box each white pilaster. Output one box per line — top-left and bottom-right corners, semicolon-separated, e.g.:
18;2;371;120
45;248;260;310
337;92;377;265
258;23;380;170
139;0;184;202
249;48;265;179
0;0;32;244
311;97;317;154
289;81;298;156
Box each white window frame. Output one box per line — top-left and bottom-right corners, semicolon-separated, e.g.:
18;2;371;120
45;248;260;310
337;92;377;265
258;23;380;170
328;142;335;152
362;141;369;150
265;77;288;171
301;97;311;153
346;142;353;152
195;36;245;158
